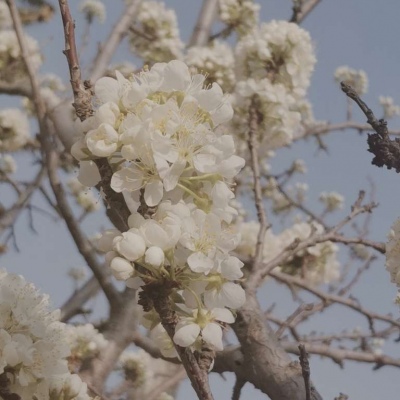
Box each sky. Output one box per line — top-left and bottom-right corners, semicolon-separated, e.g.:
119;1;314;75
3;0;400;399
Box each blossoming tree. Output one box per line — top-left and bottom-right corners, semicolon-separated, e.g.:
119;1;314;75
1;0;400;399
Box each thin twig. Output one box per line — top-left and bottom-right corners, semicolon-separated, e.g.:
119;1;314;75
270;270;400;329
59;0;93;121
247;97;269;277
231;377;246;400
290;0;322;23
298;344;311;400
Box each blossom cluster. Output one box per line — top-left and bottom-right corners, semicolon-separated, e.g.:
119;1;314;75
79;0;106;23
0;29;42;79
236;221;340;286
119;349;175;399
231;20;316;156
67;177;101;213
66;323;107;372
379;96;400;119
185;41;235;92
73;60;245;354
0;108;30;152
128;1;183;64
218;0;260;37
319;191;344;212
0;269;92;400
0;153;16;174
334;66;368;95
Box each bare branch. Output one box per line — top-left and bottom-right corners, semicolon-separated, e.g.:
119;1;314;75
246;191;378;288
298;344;311;400
231;293;323;400
290;0;322;24
189;0;218;46
341;82;400;173
270;270;400;329
283;341;400;369
247;97;269;276
90;0;142;82
0;166;46;237
231;377;245;400
60;276;100;322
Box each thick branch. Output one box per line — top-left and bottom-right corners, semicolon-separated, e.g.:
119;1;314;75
232;293;323;400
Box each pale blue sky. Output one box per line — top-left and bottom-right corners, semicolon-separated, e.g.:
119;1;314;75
3;1;400;399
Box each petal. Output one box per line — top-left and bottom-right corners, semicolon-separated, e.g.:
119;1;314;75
187;252;213;274
202;323;223;350
160;60;191;91
144;180;164;206
211;308;235;323
173;323;200;347
221;256;244;280
77;161;101;187
95;77;119;104
220;282;246;309
163;160;186;191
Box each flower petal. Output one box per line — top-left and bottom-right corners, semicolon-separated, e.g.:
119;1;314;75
173;323;200;347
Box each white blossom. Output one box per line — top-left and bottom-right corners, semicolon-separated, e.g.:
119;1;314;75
129;1;183;63
79;0;106;23
0;108;30;152
319;191;344;212
185;41;235;91
0;270;92;400
173;308;234;351
0;30;42;76
334;66;368;95
0;153;16;174
235;20;316;97
75;60;245;354
66;323;107;365
218;0;260;37
379;96;400;119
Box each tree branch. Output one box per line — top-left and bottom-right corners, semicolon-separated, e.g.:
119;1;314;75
189;0;218;46
90;0;142;82
247;97;269;277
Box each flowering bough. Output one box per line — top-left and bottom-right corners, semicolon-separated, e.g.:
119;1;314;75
4;0;400;399
71;57;245;398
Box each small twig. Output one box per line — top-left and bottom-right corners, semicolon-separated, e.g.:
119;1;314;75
270;270;400;329
58;0;93;121
298;344;311;400
231;377;246;400
247;97;269;277
290;0;321;23
341;82;400;173
341;82;388;139
275;304;314;339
